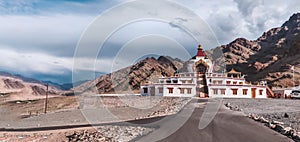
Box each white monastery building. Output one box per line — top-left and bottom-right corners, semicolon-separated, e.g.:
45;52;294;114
140;45;273;98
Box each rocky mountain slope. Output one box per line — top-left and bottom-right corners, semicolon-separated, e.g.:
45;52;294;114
73;56;183;94
0;72;62;101
220;13;300;88
74;13;300;93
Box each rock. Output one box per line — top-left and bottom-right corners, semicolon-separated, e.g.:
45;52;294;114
282;127;292;135
268;123;276;129
259;117;269;124
272;120;284;125
274;124;285;132
98;137;106;142
293;134;300;142
249;114;260;121
284;113;289;118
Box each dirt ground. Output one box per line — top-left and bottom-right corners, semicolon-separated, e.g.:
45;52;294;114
0;125;154;142
0;96;190;142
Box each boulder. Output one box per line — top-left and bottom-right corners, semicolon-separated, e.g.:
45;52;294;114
274;124;285;132
282;127;292;135
272;120;284;125
259;117;269;123
292;132;300;141
268;123;276;129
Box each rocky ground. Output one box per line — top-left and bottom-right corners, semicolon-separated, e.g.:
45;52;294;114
0;96;191;142
0;125;154;142
223;98;300;142
66;125;154;142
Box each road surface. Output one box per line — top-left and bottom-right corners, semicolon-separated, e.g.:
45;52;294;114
0;99;292;142
135;99;292;142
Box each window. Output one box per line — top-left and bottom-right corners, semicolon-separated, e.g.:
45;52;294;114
259;90;263;95
181;80;186;84
220;89;226;95
158;88;163;94
213;89;218;95
143;88;148;94
233;82;237;85
213;80;222;84
232;89;238;95
243;89;248;95
179;88;184;94
187;88;192;94
168;88;174;94
173;80;178;83
226;81;231;85
239;82;243;85
166;80;171;83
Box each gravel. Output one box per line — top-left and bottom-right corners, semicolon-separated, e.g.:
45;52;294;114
0;96;191;142
223;99;300;142
66;125;154;142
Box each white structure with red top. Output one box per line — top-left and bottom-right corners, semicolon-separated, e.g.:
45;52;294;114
140;45;271;98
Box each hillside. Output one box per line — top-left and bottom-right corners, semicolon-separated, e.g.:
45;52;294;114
0;72;62;101
74;13;300;93
220;13;300;88
73;56;183;94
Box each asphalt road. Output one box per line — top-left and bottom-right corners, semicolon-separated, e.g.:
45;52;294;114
136;99;292;142
0;99;293;142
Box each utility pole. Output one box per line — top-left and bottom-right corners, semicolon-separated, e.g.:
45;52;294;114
292;65;295;89
44;83;49;114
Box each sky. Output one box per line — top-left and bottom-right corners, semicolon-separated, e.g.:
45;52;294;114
0;0;299;84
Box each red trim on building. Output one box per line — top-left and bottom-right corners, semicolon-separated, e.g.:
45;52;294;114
196;49;205;57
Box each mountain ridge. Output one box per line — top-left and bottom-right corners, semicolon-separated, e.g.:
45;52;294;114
220;13;300;87
73;56;184;94
0;71;62;101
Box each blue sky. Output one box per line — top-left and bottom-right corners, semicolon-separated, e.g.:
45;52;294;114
0;0;299;84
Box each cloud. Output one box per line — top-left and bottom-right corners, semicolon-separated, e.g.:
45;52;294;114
0;0;299;83
233;0;263;17
176;0;300;43
0;47;72;74
0;46;123;75
0;14;94;57
0;46;118;83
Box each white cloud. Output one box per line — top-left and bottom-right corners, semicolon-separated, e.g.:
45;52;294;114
0;0;299;83
0;46;118;76
176;0;300;43
0;14;94;57
0;46;72;74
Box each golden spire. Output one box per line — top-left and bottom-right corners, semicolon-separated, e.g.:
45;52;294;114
198;44;203;50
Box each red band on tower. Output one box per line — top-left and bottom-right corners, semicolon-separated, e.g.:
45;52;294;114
196;44;205;57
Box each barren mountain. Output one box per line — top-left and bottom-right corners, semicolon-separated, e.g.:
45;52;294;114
73;56;183;94
219;13;300;88
0;72;62;101
74;13;300;93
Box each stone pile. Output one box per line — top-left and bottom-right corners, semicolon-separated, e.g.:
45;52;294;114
145;98;191;118
66;125;153;142
249;114;300;142
66;130;111;142
224;102;300;142
224;103;242;111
